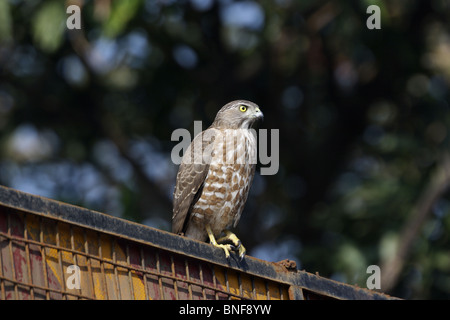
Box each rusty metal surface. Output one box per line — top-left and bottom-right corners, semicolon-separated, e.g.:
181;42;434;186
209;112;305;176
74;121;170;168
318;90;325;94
0;185;396;300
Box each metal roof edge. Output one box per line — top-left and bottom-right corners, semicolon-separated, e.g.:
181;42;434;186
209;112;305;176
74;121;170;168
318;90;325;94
0;185;397;300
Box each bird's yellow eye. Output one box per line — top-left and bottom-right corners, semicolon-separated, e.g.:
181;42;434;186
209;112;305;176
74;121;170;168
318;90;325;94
239;105;247;112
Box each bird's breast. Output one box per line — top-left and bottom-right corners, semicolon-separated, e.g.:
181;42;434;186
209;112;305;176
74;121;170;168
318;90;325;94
191;129;257;235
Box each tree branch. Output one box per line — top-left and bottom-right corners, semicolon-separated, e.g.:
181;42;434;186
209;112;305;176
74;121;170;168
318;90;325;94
380;152;450;292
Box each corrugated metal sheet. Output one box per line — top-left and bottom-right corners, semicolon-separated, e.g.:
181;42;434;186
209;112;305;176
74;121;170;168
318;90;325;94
0;185;396;300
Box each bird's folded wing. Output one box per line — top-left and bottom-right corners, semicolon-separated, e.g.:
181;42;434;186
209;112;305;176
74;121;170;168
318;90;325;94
172;128;217;234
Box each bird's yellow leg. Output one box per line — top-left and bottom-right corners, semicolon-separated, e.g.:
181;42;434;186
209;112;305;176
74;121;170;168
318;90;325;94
217;230;246;260
206;225;233;259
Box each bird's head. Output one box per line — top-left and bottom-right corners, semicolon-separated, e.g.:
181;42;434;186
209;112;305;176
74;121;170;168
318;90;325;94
211;100;263;129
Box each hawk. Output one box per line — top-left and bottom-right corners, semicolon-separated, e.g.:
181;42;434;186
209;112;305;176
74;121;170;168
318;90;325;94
172;100;263;259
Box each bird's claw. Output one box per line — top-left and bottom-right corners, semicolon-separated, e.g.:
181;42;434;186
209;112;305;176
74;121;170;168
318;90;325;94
238;244;246;261
208;227;246;260
229;240;241;251
219;233;246;261
214;243;234;259
220;243;245;261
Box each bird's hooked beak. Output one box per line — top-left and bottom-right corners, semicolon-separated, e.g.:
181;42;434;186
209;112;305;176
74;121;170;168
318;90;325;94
240;105;264;129
252;107;264;121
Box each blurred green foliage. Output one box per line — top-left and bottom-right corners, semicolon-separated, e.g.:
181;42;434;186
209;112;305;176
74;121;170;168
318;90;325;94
32;1;66;53
1;0;449;299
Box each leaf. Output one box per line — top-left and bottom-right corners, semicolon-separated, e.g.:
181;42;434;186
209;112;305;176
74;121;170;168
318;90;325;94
0;0;12;43
31;1;66;53
103;0;142;38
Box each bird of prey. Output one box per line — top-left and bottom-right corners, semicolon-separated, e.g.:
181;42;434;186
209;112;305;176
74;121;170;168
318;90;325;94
172;100;263;259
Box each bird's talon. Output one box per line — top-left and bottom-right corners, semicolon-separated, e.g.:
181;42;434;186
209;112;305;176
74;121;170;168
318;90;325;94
238;244;246;260
219;244;233;259
218;231;241;248
207;226;246;260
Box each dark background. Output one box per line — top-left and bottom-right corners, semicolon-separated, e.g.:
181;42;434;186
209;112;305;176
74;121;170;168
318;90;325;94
1;0;450;299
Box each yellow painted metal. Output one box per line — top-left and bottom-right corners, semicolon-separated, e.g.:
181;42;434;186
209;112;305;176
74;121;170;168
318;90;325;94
24;217;149;300
1;209;288;300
